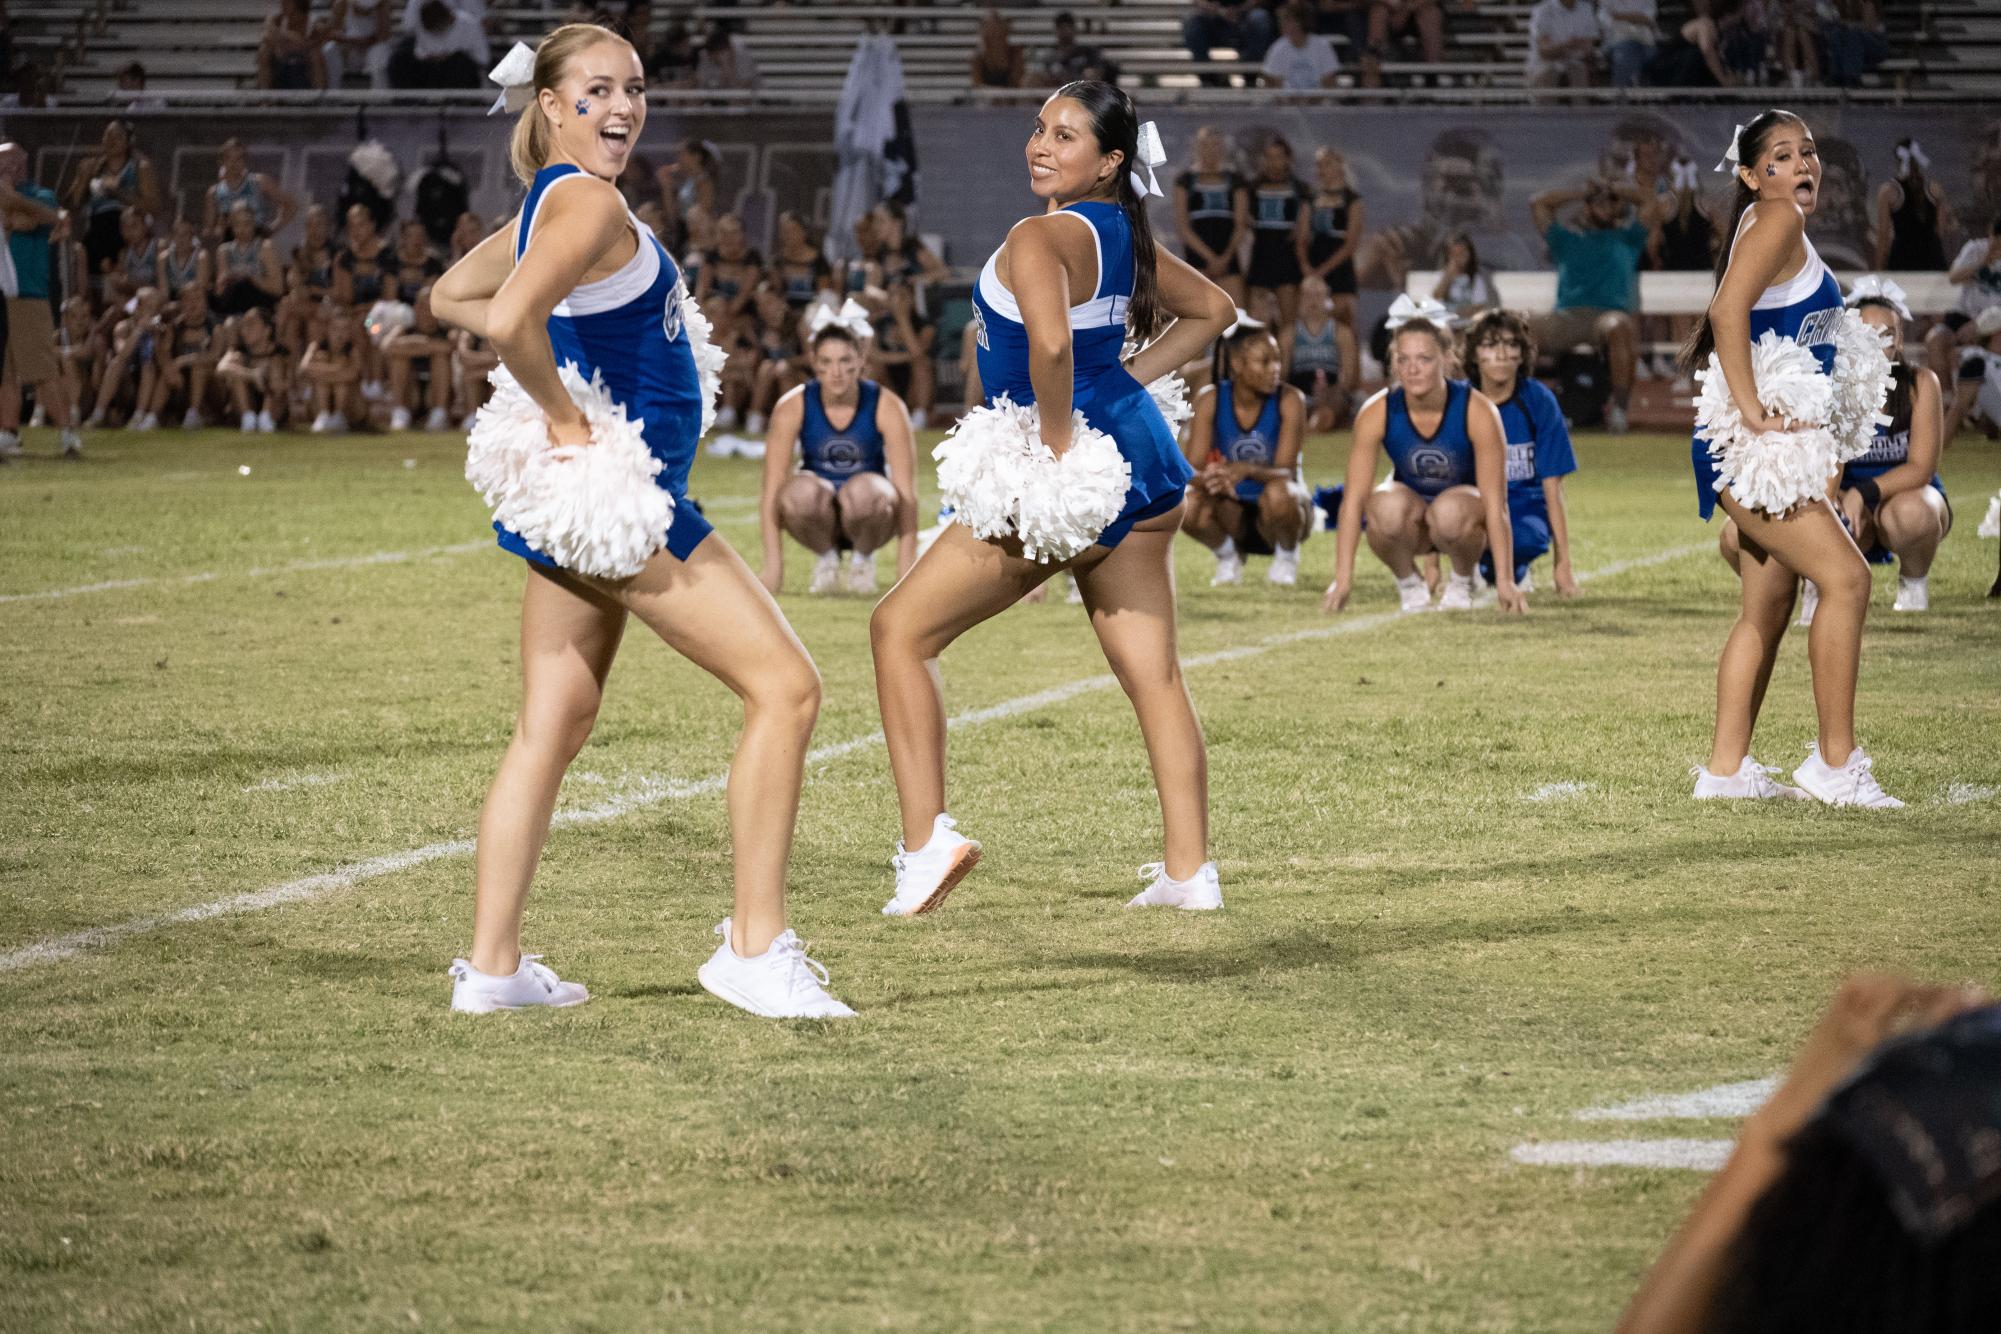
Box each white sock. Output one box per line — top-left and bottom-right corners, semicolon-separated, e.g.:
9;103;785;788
1276;543;1297;557
1396;571;1426;589
1448;571;1474;588
1215;537;1238;560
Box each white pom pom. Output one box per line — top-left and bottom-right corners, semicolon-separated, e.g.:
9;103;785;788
1693;331;1839;516
932;395;1133;562
465;362;674;579
677;283;729;440
1827;308;1896;464
1146;372;1194;436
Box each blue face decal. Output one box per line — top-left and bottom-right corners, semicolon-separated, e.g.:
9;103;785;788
576;99;591;117
1766;165;1777;176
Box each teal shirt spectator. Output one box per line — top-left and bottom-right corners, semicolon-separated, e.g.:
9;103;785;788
1545;217;1649;312
7;182;60;300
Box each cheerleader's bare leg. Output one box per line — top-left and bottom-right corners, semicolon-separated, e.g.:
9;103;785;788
1712;493;1868;771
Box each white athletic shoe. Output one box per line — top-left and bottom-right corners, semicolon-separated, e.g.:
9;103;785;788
1518;569;1535;594
697;919;856;1019
257;409;277;433
240;411;258;433
1126;861;1223;911
425;406;451;432
132;412;159;432
360;379;386;403
1065;573;1084;604
846;550;877;595
448;954;590;1014
1438;573;1475;610
744;412;767;435
808;549;842;595
311;411;334;434
389;406;412;432
1691;756;1809;800
1267;545;1300;586
1397;572;1433;613
1893;575;1929;612
1797;579;1819;627
0;429;20;457
60;429;84;458
1793;743;1905;809
1211;548;1244;586
910;408;929;430
714;405;740;431
181;408;203;429
1605;404;1629;435
883;813;982;917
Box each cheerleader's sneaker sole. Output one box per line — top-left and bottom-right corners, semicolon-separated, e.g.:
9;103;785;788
1126;861;1223;910
883;814;982;917
448;955;590;1014
1691;758;1809;800
697;920;856;1019
1793;744;1905;809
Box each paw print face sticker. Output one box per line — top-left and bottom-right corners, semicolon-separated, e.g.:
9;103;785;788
576;99;591;117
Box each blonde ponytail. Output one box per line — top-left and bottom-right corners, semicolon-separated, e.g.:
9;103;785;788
505;22;632;186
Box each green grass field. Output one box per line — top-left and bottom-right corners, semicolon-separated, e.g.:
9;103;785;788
3;425;1998;1332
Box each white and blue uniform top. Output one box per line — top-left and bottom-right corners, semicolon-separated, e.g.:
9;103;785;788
1841;372;1946;564
1383;380;1477;499
1691;228;1843;520
969;200;1193;547
1491;376;1576;519
495;162;712;567
1210;379;1284;503
799;379;886;487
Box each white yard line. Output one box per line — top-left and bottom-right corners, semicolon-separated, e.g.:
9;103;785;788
1510;1140;1735;1171
1525;781;1593;803
1574;1076;1778;1122
0;541;1705;975
0;542;492;605
1942;783;1998;806
242;772;345;794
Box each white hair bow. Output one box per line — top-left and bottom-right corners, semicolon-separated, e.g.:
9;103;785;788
1845;274;1912;321
1223;306;1265;337
1896;139;1931;178
1714;123;1745;175
1671;158;1700;192
487;42;537;116
1385;293;1452;331
808;297;874;342
1129;121;1166;200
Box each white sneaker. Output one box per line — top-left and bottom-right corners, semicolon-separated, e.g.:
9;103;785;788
1793;743;1904;809
311;411;334;434
448;954;590;1014
1797;579;1819;627
1126;861;1223;911
0;429;20;457
1893;575;1929;612
1267;545;1299;586
697;919;856;1019
132;412;159;431
846;549;877;595
808;549;842;594
715;405;740;431
425;406;451;432
1397;572;1433;613
181;408;203;429
1438;573;1475;610
60;429;84;458
360;379;386;403
389;406;412;431
257;409;276;433
328;412;349;433
1518;569;1535;594
240;411;258;433
744;412;767;435
1211;548;1243;586
883;813;982;917
1691;756;1809;800
910;408;929;430
1605;404;1629;435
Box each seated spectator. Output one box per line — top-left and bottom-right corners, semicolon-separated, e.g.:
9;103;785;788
216;306;288;432
381;284;453;432
258;0;328;90
656;139;720;244
446;209;487;266
116;60;166;112
693;21;760;91
1644;0;1734;85
1036;11;1112;85
323;0;394;88
969;8;1027;88
64;120;161;284
865;200;947;294
1822;0;1887;87
302;302;366;434
694;211;762;345
1368;0;1447;72
334;202;395;310
1599;0;1657;88
106;207;160;307
451;326;498;420
1771;0;1819;85
1619;977;1997;1334
388;217;443;298
1529;177;1655;433
212;201;284;317
158;216;212;302
163;284;222;428
56;297;104;446
1184;1;1279;70
678;204;716;295
388;1;488;91
1262;3;1341;89
85;285;171;429
1944;305;2001;441
1527;0;1602;86
205;138;297;246
649;15;697;85
1431;231;1495;317
769;211;835;311
868;282;937;429
1718;0;1768;83
1311;0;1377;85
745;280;808;434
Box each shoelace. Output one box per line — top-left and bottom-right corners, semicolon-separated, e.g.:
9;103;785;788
1137;861;1167;884
769;932;833;997
1743;761;1790;796
519;955;559;995
1840;753;1888;804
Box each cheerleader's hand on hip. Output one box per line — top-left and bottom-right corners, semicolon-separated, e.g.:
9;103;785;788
1320;578;1351;614
1496;578;1528;615
1737;401;1799;434
547;415;591;451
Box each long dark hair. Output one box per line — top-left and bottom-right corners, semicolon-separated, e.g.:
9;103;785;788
1055;79;1163;343
1852;297;1915;433
1210;317;1276;393
1680;109;1807;372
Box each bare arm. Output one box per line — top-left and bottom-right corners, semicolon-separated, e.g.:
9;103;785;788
1541;476;1577;596
1709;201;1808;431
757;386;805;593
1001;216;1080;451
261;174;300;237
879;388;921;579
1182;384;1218;469
1947;238;1992;285
1469;392;1524;613
0;185;60;229
1122;244;1235;387
1530;185;1585;235
1172;181;1215;263
254;240;285;297
1330;197;1365;270
1322;393;1387;611
1851;369;1943;502
1871;183;1895;272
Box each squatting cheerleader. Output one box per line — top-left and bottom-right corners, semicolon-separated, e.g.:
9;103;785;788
1462;308;1578;597
1181;317;1312;588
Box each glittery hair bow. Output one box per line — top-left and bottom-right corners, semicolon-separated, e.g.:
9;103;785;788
1385;294;1453;331
1845;274;1913;321
487;42;537;116
808;297;874;342
1896;139;1931;178
1129;121;1166;200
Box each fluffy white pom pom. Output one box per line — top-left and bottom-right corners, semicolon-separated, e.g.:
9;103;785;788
1693;331;1839;516
1146;372;1194;436
677;282;729;440
1828;308;1896;464
465;362;674;579
933;395;1133;563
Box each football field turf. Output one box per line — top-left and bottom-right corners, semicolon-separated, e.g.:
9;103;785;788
3;427;1998;1331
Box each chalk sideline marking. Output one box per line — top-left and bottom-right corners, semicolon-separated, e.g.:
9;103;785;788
1525;781;1593;803
1943;783;1998;806
1574;1076;1777;1122
1510;1140;1734;1171
0;542;492;605
243;772;345;795
0;542;1705;974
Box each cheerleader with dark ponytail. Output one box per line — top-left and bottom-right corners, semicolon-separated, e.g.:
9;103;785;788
871;81;1236;917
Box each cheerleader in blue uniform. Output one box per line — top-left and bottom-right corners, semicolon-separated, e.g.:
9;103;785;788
1684;111;1900;808
1463;308;1579;597
1180;317;1312;588
431;25;853;1017
870;82;1236;916
1320;314;1525;617
757;315;919;597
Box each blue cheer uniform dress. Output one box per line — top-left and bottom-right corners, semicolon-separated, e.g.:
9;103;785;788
1383;379;1478;499
1481;375;1576;582
494;163;713;568
1692;230;1843;520
969;200;1193;548
1840;384;1949;564
798;379;886;489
